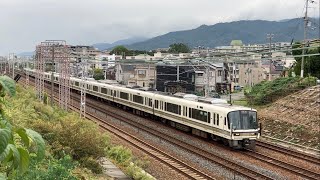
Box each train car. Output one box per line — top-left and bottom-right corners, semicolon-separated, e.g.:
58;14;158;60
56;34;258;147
25;68;261;149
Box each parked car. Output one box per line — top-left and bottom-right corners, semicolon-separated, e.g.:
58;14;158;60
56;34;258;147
234;85;242;91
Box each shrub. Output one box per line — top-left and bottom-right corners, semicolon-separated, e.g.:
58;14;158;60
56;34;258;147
79;156;103;174
0;76;45;178
5;84;155;177
107;146;132;165
126;162;155;180
245;76;317;105
55;114;110;160
30;113;110;172
15;155;77;180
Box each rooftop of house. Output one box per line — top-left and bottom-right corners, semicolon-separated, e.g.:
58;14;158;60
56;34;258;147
120;64;136;72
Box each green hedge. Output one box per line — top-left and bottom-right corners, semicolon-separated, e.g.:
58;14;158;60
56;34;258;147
245;76;317;105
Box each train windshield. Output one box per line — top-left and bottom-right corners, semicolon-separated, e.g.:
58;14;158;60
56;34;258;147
228;111;258;130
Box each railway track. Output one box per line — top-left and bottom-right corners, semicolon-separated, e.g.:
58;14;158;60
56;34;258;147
244;150;320;180
81;94;320;180
71;103;214;180
18;74;319;179
256;140;320;166
18;74;214;180
67;92;273;179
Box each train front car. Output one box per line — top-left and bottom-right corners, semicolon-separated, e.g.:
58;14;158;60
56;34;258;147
227;110;260;149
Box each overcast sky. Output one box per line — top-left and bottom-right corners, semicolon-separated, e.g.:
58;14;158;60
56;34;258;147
0;0;319;55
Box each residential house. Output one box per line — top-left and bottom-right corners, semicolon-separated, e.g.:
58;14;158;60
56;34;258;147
156;62;226;94
115;64;156;88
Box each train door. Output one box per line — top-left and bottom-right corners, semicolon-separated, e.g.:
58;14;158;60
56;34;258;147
111;90;114;101
182;106;186;117
223;116;229;131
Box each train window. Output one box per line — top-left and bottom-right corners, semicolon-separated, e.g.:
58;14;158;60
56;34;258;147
93;86;98;92
217;114;219;126
189;108;191;118
208;112;211;124
224;117;226;126
75;82;79;86
213;113;216;125
165;102;180;115
155;100;159;109
101;88;107;94
133;95;143;104
110;90;113;96
191;109;208;122
120;92;129;100
55;77;58;81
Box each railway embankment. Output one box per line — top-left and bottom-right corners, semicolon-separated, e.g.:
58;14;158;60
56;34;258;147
4;84;152;180
258;85;320;150
244;76;319;150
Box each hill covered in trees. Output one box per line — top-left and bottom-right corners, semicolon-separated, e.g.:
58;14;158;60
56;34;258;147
126;18;319;50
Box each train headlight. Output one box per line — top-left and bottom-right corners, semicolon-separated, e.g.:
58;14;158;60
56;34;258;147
234;133;240;136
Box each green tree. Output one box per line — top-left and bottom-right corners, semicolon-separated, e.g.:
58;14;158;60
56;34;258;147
93;68;104;80
168;43;190;53
110;45;129;58
0;76;45;178
292;42;320;78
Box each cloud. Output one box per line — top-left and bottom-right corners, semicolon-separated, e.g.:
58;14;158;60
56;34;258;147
0;0;317;55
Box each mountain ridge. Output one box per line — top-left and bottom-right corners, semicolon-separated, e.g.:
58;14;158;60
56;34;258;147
92;37;148;50
125;18;319;50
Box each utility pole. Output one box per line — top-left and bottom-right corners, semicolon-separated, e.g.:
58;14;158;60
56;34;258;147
80;48;87;119
177;65;179;81
267;33;274;81
51;46;55;106
4;58;7;74
8;53;15;78
205;65;209;97
26;60;29;86
301;0;310;78
12;56;15;79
